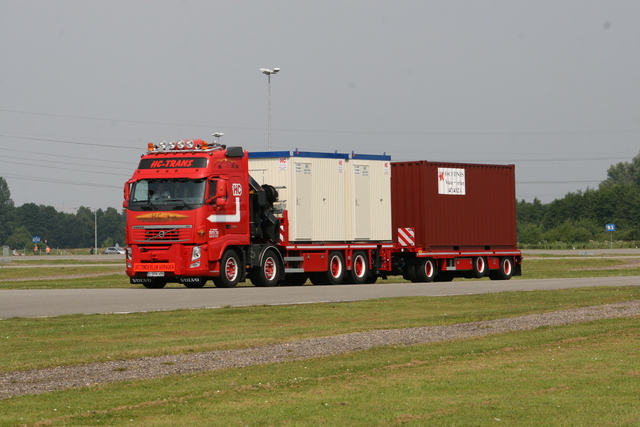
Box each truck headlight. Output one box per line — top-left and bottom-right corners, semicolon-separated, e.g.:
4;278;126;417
191;246;201;262
126;247;132;261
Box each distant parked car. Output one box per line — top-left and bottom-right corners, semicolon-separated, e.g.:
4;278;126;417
104;247;125;255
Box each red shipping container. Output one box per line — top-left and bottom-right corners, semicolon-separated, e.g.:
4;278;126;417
391;161;517;251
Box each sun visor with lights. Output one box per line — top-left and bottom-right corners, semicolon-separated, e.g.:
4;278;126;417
147;139;220;152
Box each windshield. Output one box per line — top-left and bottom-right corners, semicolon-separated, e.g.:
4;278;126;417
129;178;206;210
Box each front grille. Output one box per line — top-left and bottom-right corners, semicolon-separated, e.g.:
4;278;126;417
145;229;180;240
132;225;192;242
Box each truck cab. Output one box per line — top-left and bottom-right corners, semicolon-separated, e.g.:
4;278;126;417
124;140;265;288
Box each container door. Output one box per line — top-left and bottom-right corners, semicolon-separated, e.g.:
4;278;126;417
294;162;313;240
353;164;370;239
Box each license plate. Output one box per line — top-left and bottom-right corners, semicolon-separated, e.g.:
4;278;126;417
147;272;165;277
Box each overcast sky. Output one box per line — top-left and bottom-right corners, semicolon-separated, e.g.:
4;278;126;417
1;0;639;211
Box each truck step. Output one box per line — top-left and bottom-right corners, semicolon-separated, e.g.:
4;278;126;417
285;268;305;273
284;256;304;262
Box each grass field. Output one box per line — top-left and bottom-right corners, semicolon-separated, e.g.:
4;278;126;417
0;255;639;426
2;316;638;426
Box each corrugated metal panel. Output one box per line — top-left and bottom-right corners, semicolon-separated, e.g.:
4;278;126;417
250;152;392;242
391;161;517;250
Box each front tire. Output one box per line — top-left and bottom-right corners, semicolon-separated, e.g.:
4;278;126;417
213;250;241;288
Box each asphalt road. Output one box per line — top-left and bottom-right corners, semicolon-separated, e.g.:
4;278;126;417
2;276;639;319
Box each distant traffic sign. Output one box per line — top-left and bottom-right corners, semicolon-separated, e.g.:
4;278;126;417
606;224;616;232
32;236;41;243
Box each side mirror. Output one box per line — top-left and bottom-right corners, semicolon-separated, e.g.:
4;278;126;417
123;181;132;208
207;180;228;205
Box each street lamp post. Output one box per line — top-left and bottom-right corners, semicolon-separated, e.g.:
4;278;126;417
259;67;280;151
88;208;98;255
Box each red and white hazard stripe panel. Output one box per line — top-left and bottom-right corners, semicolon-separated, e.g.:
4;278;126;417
280;225;286;244
397;228;415;246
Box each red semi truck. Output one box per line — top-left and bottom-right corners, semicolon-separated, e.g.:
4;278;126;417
123;139;521;288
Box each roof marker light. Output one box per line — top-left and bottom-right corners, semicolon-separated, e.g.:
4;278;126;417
147;143;155;151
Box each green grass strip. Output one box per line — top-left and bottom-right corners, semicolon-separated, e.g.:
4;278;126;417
1;317;638;426
2;286;639;373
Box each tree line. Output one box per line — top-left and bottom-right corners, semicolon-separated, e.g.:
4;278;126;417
1;152;639;251
517;152;640;248
0;178;124;251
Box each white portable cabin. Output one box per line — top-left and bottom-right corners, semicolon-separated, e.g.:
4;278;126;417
249;151;392;242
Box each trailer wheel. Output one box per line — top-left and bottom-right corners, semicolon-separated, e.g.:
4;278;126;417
489;257;514;281
251;248;281;287
472;257;487;278
327;251;346;285
402;263;417;282
416;258;437;282
349;251;369;284
143;280;167;289
213;250;241;288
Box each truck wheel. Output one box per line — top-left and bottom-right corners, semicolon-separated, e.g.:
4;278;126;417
214;250;241;288
415;258;436;282
473;257;487;278
311;251;346;285
489;257;514;281
143;280;166;289
309;252;346;285
349;251;369;284
327;251;346;285
251;249;281;287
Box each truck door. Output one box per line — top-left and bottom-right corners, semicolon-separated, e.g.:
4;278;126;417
206;177;249;241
